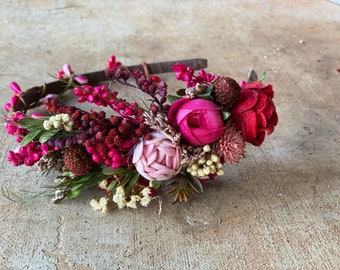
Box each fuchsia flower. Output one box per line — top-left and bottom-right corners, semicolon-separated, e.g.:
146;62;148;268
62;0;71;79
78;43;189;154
7;142;51;166
57;64;88;85
4;111;27;142
168;98;225;146
172;63;217;87
107;55;121;69
132;132;182;181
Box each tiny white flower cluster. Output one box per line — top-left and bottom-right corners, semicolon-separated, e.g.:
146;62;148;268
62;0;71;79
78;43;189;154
112;186;152;209
90;197;109;213
43;113;73;132
186;145;224;178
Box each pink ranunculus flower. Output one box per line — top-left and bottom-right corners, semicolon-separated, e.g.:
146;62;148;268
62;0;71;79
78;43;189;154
168;98;225;146
132;132;182;181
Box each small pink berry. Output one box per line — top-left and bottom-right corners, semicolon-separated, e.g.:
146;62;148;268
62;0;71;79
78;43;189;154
151;75;160;82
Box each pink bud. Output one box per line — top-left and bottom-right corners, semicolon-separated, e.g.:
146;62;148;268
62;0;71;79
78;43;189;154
10;95;19;106
73;88;84;96
86;146;95;153
4;103;12;112
92;153;102;163
87;94;95;103
94;86;101;94
101;91;109;98
57;70;65;79
75;75;88;85
63;64;72;76
124;107;132;115
31;113;44;118
10;82;22;94
116;102;125;110
77;97;87;103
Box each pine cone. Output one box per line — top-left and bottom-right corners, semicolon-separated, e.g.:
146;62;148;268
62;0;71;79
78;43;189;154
64;145;93;176
213;76;241;108
215;125;245;164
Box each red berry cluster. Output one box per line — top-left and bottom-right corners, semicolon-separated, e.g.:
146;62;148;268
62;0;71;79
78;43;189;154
43;98;152;169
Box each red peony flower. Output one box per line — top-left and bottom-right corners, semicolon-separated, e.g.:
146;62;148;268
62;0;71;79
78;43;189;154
168;98;225;146
230;81;278;146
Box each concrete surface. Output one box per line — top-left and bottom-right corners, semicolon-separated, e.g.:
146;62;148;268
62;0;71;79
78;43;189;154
0;0;339;269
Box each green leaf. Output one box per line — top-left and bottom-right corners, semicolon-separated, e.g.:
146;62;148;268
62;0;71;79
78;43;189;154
124;172;139;194
107;180;118;192
197;94;213;101
102;166;129;176
197;85;213;100
67;184;84;199
167;95;181;103
188;175;204;193
259;71;266;83
221;111;231;121
205;84;214;93
151;180;161;190
39;129;60;143
18;118;44;130
176;88;186;96
20;129;43;146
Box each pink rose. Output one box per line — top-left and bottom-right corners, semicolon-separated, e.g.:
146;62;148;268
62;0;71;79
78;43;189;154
168;98;225;146
230;81;278;146
132;132;182;181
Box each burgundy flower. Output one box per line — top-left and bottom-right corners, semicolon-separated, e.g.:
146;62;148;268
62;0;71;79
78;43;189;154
230;81;278;146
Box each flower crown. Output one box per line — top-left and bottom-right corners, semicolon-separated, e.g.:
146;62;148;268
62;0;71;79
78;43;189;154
2;55;278;212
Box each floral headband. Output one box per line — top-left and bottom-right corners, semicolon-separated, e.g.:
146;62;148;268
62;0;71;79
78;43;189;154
2;55;278;212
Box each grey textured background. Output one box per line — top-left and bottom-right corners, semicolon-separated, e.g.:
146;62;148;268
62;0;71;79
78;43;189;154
0;1;339;269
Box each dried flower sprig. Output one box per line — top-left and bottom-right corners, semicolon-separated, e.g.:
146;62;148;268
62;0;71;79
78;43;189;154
2;54;278;210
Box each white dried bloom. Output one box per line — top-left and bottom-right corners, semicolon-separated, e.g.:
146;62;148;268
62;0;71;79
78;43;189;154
126;195;140;209
61;113;70;122
217;169;224;176
141;187;151;197
90;197;109;213
210;154;220;163
53;121;62;129
90;199;102;211
43;114;73;132
43;121;53;130
203;145;211;152
140;196;151;207
113;186;127;209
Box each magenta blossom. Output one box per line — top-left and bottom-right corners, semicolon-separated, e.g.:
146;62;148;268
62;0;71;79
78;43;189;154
168;98;225;146
132;132;182;181
172;63;217;87
4;111;27;142
7;142;51;166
